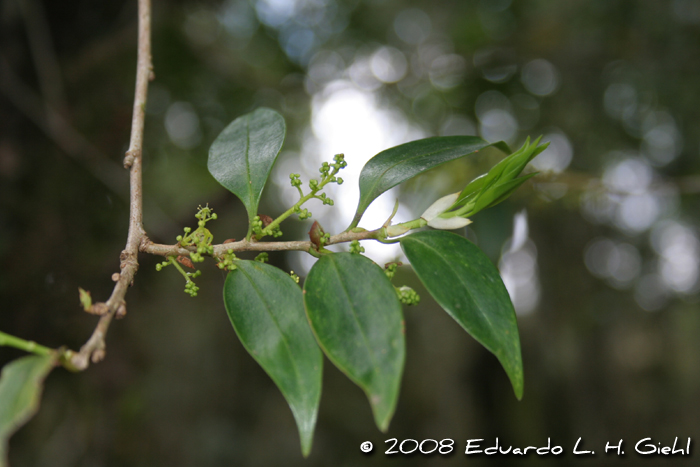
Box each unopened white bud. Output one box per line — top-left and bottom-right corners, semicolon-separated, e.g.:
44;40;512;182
427;216;472;230
386;224;410;237
420;192;460;222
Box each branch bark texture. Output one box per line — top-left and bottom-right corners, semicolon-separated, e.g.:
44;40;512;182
70;0;152;371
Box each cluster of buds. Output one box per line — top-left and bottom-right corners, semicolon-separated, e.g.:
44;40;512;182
349;240;365;255
252;215;283;238
396;286;420;306
217;249;238;271
384;263;420;306
321;154;347;181
293;206;312;220
176;205;216;259
254;252;269;263
183;272;202;297
287;154;347;223
158;205;218;296
421;137;548;229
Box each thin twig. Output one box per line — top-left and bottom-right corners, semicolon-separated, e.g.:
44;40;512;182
141;228;382;258
70;0;152;371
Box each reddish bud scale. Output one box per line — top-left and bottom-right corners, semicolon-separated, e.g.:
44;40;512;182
259;214;273;227
177;255;195;269
308;220;324;249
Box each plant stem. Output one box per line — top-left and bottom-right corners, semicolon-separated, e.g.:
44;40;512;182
69;0;152;371
169;256;193;282
0;331;54;357
260;169;339;239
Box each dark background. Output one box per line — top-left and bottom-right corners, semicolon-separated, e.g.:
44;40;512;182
2;0;700;465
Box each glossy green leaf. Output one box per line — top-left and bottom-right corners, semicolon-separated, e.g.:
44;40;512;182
208;108;286;231
348;136;509;229
0;354;57;465
401;231;523;399
224;261;322;456
303;253;404;431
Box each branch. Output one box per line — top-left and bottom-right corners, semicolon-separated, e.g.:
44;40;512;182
141;228;383;258
69;0;152;371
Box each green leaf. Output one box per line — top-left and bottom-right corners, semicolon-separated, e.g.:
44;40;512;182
0;354;57;465
471;172;538;214
348;136;509;229
484;173;539;210
401;231;524;399
223;261;322;456
303;253;405;431
208;108;286;233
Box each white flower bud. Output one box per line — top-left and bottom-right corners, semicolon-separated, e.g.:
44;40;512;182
420;192;460;222
386;224;410;237
427;216;472;230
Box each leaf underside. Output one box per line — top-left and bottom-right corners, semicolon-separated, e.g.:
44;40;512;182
349;136;509;229
0;354;57;466
401;230;524;399
303;253;405;431
208;108;286;228
223;260;322;456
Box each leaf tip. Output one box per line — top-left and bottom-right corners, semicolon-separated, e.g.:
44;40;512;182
300;434;314;458
513;380;524;401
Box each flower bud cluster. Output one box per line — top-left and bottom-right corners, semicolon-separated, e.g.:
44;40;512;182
254;252;269;263
159;205;219;296
217;249;238;271
396;286;420;306
349;240;365;255
252;215;284;238
282;154;348;225
184;274;201;297
293;206;312;221
384;263;398;280
289;173;302;188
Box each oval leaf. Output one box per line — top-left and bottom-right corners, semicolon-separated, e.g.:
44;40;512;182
303;253;404;432
0;354;57;464
400;231;523;399
208;108;286;231
224;261;322;456
348;136;509;229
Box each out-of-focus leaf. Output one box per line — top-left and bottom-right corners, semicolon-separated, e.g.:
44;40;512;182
401;231;523;399
208;108;286;233
78;287;92;312
0;354;57;466
348;136;509;229
223;261;322;456
303;253;405;431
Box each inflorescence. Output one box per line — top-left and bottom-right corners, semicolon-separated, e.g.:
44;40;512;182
385;262;420;306
157;205;221;297
288;154;346;223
